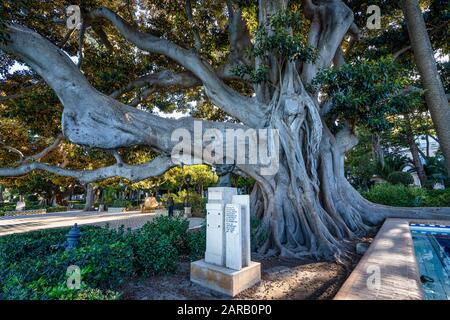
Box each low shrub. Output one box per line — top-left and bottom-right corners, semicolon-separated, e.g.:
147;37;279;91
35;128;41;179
387;171;414;186
186;227;206;261
0;226;133;300
0;203;15;212
70;203;86;210
421;189;450;207
131;216;189;275
0;204;15;216
132;233;179;275
47;284;121;300
47;206;68;213
25;202;45;210
0;216;203;300
362;183;450;207
110;199;132;208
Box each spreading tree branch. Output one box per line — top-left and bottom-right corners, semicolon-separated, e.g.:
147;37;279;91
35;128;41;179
1;24;252;152
87;7;265;126
23;134;64;163
109;70;201;99
0;155;176;184
301;0;355;84
0;140;24;160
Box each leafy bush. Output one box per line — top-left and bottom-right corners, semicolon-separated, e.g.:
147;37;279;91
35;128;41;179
186;227;206;261
25;195;39;203
131;216;189;275
424;153;449;187
387;171;414;186
102;186;116;205
0;226;133;300
132;234;178;275
70;203;86;210
47;206;68;213
0;203;15;215
362;183;426;207
0;216;201;300
110;199;131;208
421;189;450;207
0;202;15;209
362;183;450;207
47;284;121;300
25;201;45;210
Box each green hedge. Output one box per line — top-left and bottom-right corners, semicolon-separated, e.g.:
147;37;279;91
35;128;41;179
70;203;86;210
186;227;206;261
47;206;68;213
110;199;132;208
130;216;206;275
0;217;206;300
0;226;135;300
421;189;450;207
362;183;450;207
387;171;414;186
0;204;15;215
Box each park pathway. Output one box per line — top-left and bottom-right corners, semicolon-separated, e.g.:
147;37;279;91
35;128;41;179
0;210;205;236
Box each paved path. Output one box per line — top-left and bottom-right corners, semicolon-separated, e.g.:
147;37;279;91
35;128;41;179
0;210;205;236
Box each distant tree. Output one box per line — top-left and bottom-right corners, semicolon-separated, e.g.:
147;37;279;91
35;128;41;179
401;0;450;174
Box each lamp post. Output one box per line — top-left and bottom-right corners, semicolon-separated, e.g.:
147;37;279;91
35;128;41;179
184;173;192;218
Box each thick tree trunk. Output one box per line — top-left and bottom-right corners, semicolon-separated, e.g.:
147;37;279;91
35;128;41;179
248;62;450;261
247;63;370;261
0;185;3;202
402;0;450;175
84;183;95;211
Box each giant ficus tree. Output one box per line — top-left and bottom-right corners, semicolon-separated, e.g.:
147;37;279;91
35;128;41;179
1;0;450;260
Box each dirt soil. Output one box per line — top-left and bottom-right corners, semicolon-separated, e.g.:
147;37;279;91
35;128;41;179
120;253;362;300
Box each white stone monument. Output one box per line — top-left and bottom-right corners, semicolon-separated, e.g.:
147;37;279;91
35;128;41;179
15;200;26;211
190;187;261;297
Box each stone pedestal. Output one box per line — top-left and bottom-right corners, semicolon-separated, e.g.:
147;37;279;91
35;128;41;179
191;187;261;297
190;259;261;297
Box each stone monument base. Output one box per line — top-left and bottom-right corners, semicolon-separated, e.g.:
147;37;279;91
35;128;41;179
190;259;261;297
